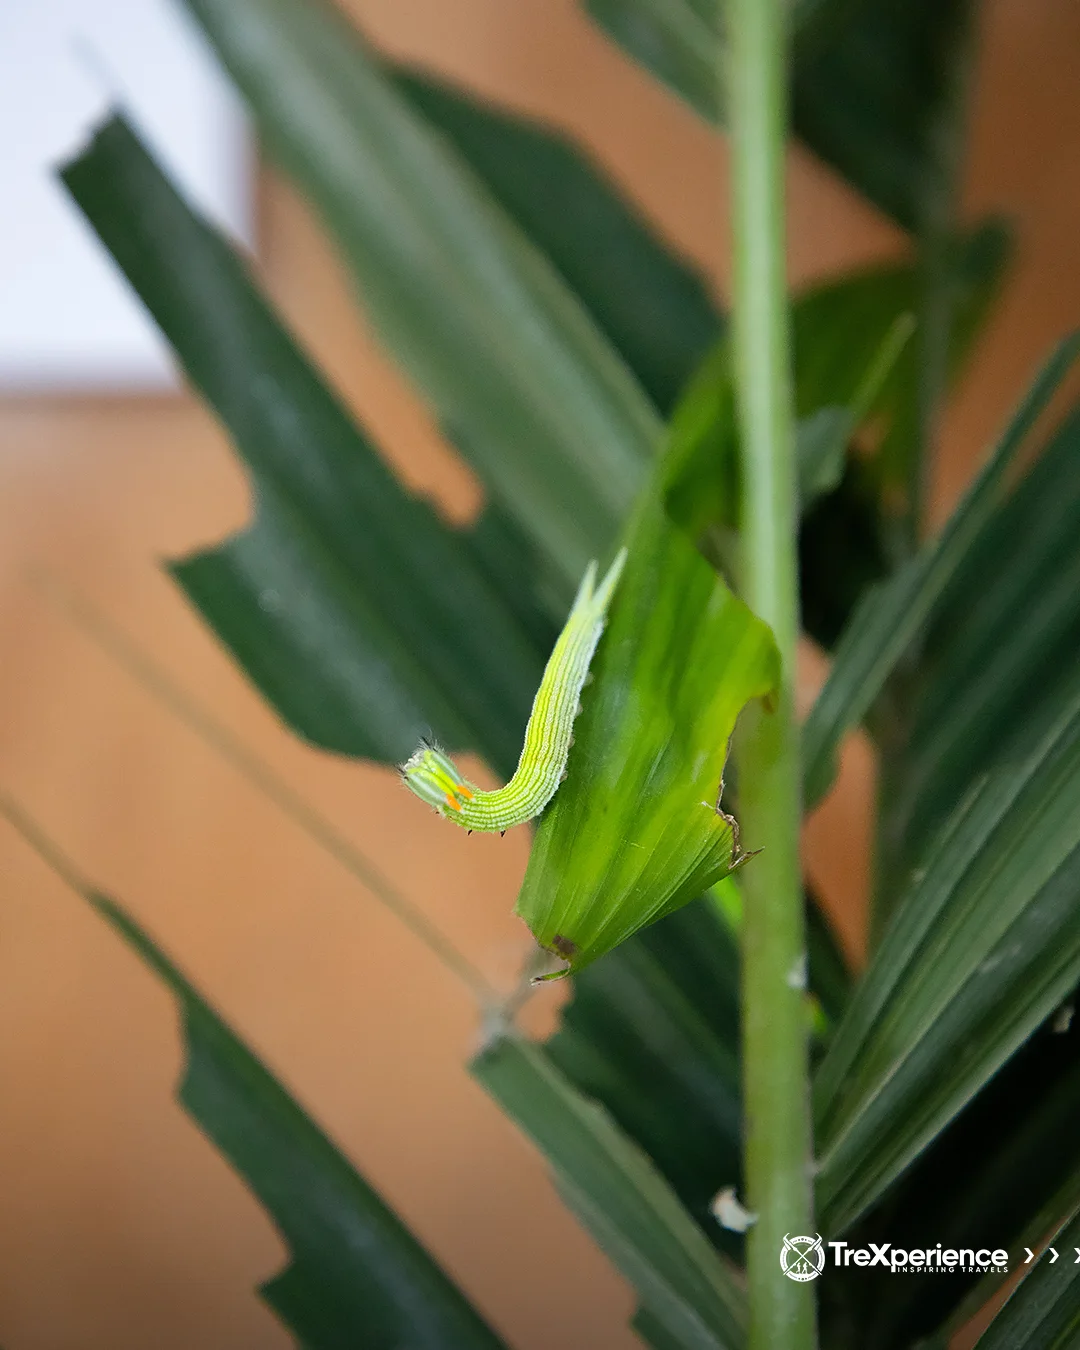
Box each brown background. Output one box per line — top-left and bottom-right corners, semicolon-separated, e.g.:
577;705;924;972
1;1;1079;1345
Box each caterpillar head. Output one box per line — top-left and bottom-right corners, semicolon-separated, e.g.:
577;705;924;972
400;743;474;816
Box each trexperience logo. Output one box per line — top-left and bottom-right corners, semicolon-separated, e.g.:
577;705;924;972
781;1237;1011;1280
780;1234;826;1282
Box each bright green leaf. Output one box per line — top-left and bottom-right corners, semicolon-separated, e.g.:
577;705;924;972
664;282;912;522
472;1032;747;1350
660;226;1008;652
513;452;780;975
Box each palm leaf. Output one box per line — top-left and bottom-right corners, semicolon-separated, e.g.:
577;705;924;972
61;116;550;775
514;449;779;974
179;0;661;591
472;1031;747;1350
0;798;507;1350
546;896;743;1248
802;333;1080;807
814;679;1080;1232
393;67;722;415
584;0;974;231
97;897;509;1349
974;1206;1080;1349
889;405;1080;870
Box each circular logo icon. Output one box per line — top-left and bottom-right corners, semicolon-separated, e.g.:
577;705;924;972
780;1234;826;1282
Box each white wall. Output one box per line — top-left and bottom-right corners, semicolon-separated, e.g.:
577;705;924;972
0;0;250;391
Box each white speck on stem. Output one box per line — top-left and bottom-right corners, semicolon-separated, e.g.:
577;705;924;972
711;1186;758;1233
786;953;808;991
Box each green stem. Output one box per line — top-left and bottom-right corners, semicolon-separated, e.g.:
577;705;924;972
727;1;816;1346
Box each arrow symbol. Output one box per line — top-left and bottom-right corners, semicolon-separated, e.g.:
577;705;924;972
1074;1249;1080;1263
1049;1248;1060;1263
1025;1248;1035;1264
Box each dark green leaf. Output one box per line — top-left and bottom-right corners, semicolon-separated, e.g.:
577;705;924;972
660;345;864;563
818;1008;1080;1347
546;895;743;1249
660;259;918;630
472;1031;747;1350
871;219;1013;551
584;0;974;230
791;0;974;232
514;450;780;975
805;891;852;1032
180;0;661;590
633;1305;698;1350
938;1154;1080;1349
543;887;850;1262
795;406;854;506
586;0;722;126
889;406;1080;869
813;678;1080;1233
461;501;562;655
802;332;1080;807
798;459;889;650
92;894;509;1350
796;220;1011;644
788;216;1009;569
61;116;549;775
393;67;722;415
975;1206;1080;1350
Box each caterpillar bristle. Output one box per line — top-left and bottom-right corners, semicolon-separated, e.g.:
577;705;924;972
398;554;625;835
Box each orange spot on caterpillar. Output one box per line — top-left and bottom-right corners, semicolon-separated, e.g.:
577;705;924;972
444;793;463;811
455;783;474;799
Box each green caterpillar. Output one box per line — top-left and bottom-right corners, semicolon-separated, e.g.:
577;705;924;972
401;549;627;832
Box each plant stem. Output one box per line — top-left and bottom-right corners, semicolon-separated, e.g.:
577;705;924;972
727;1;816;1346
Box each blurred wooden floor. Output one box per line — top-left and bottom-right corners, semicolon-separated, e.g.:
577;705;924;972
1;1;1079;1346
